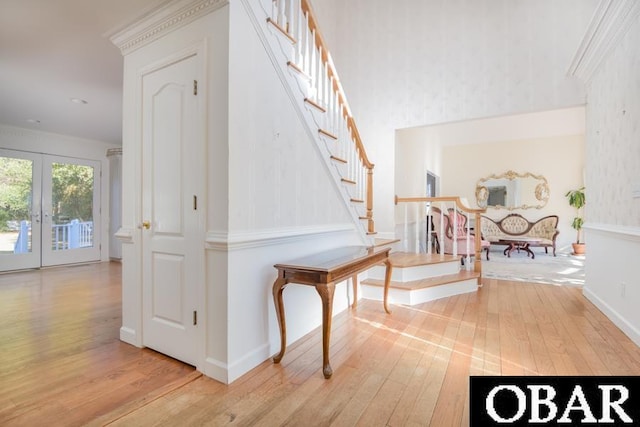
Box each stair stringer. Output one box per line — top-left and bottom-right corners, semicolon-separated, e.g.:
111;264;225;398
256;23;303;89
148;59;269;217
239;0;373;246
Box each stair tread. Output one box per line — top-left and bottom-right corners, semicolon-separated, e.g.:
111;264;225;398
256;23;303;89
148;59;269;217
362;270;480;291
371;238;400;247
388;252;460;268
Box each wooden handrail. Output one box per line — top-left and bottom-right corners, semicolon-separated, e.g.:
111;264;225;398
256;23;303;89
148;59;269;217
395;196;485;214
300;0;374;171
269;0;375;235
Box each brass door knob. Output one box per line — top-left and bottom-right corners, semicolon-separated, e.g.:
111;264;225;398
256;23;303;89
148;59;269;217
141;221;151;230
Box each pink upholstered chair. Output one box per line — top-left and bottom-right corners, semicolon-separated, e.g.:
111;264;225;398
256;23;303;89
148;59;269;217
431;207;490;262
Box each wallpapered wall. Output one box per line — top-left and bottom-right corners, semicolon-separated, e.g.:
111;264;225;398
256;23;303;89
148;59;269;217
311;0;598;233
586;16;640;227
228;0;351;231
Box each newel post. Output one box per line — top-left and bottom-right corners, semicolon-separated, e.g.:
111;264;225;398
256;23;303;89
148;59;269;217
474;212;482;278
366;166;374;233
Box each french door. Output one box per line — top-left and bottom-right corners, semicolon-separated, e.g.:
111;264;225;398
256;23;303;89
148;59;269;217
0;149;101;271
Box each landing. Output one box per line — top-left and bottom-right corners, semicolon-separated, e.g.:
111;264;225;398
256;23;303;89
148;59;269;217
389;252;460;268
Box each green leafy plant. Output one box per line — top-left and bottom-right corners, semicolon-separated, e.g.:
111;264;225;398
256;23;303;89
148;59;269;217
565;187;585;244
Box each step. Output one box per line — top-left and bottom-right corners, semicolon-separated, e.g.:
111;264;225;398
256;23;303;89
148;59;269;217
304;97;326;112
369;252;461;282
318;128;338;140
370;238;401;248
361;270;480;306
266;18;296;44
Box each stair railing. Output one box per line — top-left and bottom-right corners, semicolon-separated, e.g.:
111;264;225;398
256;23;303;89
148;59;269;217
395;196;486;275
267;0;375;234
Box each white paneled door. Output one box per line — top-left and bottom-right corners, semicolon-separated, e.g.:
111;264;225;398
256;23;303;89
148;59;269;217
141;52;204;366
0;149;101;272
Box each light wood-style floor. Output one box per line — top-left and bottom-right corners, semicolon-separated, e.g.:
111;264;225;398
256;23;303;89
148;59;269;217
2;261;640;426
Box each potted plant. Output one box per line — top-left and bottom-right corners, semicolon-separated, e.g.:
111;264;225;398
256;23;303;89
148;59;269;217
565;187;585;255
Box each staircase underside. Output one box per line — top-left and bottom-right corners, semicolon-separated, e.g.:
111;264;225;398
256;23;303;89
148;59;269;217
361;252;480;306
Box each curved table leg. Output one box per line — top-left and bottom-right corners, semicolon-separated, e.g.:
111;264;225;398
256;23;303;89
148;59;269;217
272;277;288;364
351;274;358;309
524;243;535;259
315;282;336;379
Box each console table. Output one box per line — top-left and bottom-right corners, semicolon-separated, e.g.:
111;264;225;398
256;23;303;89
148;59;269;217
272;246;393;379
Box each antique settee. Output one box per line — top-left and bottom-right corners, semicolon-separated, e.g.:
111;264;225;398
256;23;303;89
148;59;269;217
479;214;559;256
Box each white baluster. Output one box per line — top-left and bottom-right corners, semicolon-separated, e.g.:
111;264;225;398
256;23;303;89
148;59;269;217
439;203;445;257
284;0;292;33
278;0;286;30
303;20;311;75
414;203;419;253
404;204;408;252
427;204;432;255
466;210;471;270
324;62;329;112
295;0;303;63
452;204;458;257
360;162;365;200
316;45;322;104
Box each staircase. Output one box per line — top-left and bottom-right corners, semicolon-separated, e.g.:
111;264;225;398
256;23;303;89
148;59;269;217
242;0;375;245
244;0;484;305
362;252;480;306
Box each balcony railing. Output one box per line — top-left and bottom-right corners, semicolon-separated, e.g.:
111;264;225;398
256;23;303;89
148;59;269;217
13;219;93;253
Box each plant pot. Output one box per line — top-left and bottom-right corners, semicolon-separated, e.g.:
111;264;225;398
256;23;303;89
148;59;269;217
572;243;585;255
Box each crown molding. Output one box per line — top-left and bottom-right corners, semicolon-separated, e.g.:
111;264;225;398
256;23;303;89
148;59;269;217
568;0;640;82
109;0;228;55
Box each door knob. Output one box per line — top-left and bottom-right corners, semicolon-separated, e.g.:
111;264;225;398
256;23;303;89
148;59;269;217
141;220;151;230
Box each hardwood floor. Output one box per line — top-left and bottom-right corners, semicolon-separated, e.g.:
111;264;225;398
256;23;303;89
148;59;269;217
2;262;640;426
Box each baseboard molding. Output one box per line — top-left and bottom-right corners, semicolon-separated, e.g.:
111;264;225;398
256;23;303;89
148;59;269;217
583;287;640;348
203;357;229;384
119;326;139;346
227;342;272;384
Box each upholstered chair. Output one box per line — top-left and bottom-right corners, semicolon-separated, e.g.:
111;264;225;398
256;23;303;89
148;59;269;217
431;207;490;263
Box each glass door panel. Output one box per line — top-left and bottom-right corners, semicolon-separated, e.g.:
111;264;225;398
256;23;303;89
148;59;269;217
0;149;42;271
42;156;101;266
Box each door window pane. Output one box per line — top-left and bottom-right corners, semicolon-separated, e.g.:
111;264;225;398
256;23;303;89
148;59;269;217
0;157;33;254
50;162;94;251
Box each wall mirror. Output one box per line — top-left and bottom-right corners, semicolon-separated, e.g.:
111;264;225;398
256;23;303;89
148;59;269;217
475;170;549;210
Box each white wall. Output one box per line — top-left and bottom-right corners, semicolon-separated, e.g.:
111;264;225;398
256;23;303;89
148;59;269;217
441;135;584;251
116;2;233;378
394;126;443;200
227;1;351;231
582;9;640;347
311;0;598;235
216;0;360;383
115;0;363;384
394;107;586;251
0;125;118;262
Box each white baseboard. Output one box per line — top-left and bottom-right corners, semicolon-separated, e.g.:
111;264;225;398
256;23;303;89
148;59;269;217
583;287;640;348
203;357;229;384
227;342;272;384
119;326;139;346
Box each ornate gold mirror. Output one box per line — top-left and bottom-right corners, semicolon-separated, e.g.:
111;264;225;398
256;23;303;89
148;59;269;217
475;170;549;210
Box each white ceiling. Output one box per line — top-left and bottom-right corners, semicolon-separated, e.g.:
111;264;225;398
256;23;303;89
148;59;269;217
0;0;168;145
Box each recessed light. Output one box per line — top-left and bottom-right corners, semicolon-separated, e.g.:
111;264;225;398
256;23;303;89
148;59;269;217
70;97;88;104
26;119;41;124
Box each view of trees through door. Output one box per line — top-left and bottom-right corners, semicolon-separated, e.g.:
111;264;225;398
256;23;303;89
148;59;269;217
0;150;101;271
